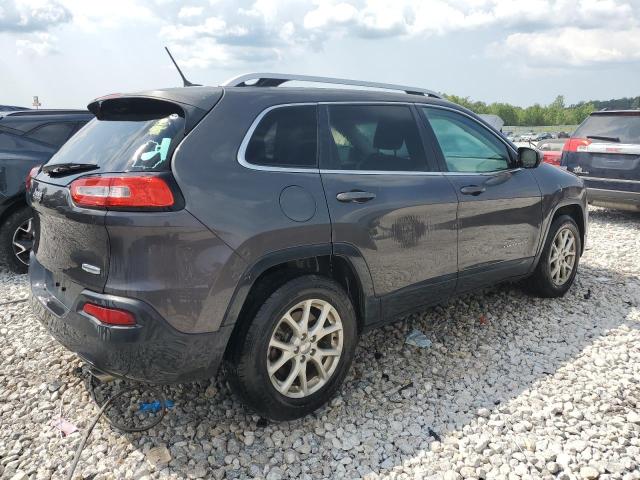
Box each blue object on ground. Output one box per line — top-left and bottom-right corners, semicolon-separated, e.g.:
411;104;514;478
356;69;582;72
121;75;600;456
139;400;174;413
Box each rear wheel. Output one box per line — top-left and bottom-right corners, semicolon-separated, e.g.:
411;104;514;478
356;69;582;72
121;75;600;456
0;206;33;274
226;275;358;420
527;215;581;298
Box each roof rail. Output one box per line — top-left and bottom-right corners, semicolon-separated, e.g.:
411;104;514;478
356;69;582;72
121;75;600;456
221;73;442;98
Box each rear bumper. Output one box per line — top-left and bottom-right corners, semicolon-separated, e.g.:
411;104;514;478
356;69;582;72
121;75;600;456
30;258;233;383
587;187;640;211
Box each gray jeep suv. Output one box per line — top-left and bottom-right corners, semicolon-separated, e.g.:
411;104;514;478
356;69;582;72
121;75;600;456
29;74;587;420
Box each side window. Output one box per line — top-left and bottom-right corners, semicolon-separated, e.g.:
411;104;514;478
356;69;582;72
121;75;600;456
0;131;23;150
25;122;77;148
245;105;317;168
423;108;511;173
326;105;428;172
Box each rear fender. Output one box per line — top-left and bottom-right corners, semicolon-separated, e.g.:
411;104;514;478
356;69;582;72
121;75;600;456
221;244;380;330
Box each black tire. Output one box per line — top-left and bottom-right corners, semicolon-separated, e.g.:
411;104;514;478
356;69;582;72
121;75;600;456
225;275;358;420
0;206;33;274
526;215;581;298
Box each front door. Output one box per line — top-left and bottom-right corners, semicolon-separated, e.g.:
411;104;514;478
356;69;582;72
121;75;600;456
319;103;459;319
421;106;543;293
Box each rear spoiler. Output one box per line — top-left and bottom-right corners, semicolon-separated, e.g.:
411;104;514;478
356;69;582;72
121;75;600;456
88;91;222;133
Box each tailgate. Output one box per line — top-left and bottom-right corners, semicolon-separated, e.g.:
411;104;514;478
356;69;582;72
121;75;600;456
563;147;640;192
31;177;109;293
562;112;640;191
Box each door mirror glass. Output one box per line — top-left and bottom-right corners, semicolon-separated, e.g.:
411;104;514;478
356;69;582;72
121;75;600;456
518;147;542;168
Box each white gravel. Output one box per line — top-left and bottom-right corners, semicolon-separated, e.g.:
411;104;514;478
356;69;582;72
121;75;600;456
1;206;639;480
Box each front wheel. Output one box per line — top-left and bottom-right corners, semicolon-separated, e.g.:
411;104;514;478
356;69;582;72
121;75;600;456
527;215;581;298
226;275;358;420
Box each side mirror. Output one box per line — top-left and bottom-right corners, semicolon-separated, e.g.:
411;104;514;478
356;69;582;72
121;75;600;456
517;147;543;169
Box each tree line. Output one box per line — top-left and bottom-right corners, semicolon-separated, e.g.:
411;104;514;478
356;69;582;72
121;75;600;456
442;94;640;126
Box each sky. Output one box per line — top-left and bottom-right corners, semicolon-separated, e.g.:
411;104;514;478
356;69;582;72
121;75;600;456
0;0;639;109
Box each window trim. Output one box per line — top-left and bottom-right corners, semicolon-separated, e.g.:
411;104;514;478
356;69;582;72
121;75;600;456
420;105;520;175
237;101;520;176
237;102;320;173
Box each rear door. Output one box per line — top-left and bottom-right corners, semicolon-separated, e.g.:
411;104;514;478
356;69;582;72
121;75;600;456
562;112;640;194
420;106;543;293
319;103;458;318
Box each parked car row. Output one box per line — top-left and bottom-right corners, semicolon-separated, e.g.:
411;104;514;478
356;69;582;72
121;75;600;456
507;131;570;143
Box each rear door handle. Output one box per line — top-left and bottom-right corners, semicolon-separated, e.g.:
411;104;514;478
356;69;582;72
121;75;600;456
460;185;486;196
336;191;376;203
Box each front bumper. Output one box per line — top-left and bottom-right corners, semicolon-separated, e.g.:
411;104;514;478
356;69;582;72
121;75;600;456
587;187;640;212
30;258;233;383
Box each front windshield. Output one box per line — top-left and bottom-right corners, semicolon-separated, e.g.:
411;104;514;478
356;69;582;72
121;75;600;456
46;113;185;172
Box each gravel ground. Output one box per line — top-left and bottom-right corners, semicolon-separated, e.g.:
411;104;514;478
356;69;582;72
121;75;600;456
1;206;639;480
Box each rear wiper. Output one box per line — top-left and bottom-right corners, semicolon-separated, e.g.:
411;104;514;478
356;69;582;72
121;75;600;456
587;135;620;143
42;163;99;176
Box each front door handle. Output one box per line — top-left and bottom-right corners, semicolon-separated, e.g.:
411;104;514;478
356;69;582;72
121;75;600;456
460;185;486;196
336;190;376;203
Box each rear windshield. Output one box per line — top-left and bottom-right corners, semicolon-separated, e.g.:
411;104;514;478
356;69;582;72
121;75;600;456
46;113;185;171
574;114;640;144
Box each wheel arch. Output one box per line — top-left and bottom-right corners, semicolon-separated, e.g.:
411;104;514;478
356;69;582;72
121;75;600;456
552;204;585;254
531;201;586;273
222;244;379;359
0;195;29;227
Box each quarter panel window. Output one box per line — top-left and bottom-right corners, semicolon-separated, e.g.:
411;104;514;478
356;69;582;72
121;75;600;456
423;108;511;173
245;105;318;168
325;105;428;172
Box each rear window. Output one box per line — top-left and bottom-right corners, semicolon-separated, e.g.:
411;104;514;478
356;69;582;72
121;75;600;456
574;114;640;144
244;105;317;168
46;113;185;172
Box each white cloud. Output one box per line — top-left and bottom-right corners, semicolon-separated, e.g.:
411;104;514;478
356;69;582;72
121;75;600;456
3;0;640;69
497;27;640;67
56;0;158;30
154;0;640;68
303;3;359;30
0;0;71;32
302;0;637;38
16;31;58;55
178;6;204;19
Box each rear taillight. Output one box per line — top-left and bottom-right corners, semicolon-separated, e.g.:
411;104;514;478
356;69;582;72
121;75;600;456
82;303;136;326
70;175;174;209
26;165;41;190
563;138;591;152
542;151;562;166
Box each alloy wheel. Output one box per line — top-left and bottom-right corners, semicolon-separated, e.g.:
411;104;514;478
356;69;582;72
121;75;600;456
12;217;34;267
267;299;343;398
549;227;577;286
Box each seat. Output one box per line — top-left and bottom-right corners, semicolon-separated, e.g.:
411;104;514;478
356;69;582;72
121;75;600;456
363;119;413;171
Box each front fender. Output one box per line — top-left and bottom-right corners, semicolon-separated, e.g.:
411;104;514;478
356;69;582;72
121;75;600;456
530;164;588;272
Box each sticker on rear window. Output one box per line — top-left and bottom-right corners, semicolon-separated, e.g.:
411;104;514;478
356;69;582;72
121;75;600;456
131;115;183;169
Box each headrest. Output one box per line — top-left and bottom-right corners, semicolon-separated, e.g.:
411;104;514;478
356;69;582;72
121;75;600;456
373;119;405;150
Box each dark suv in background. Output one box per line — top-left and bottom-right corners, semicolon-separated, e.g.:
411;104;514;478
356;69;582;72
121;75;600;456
0;109;93;272
562;110;640;211
29;74;587;420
